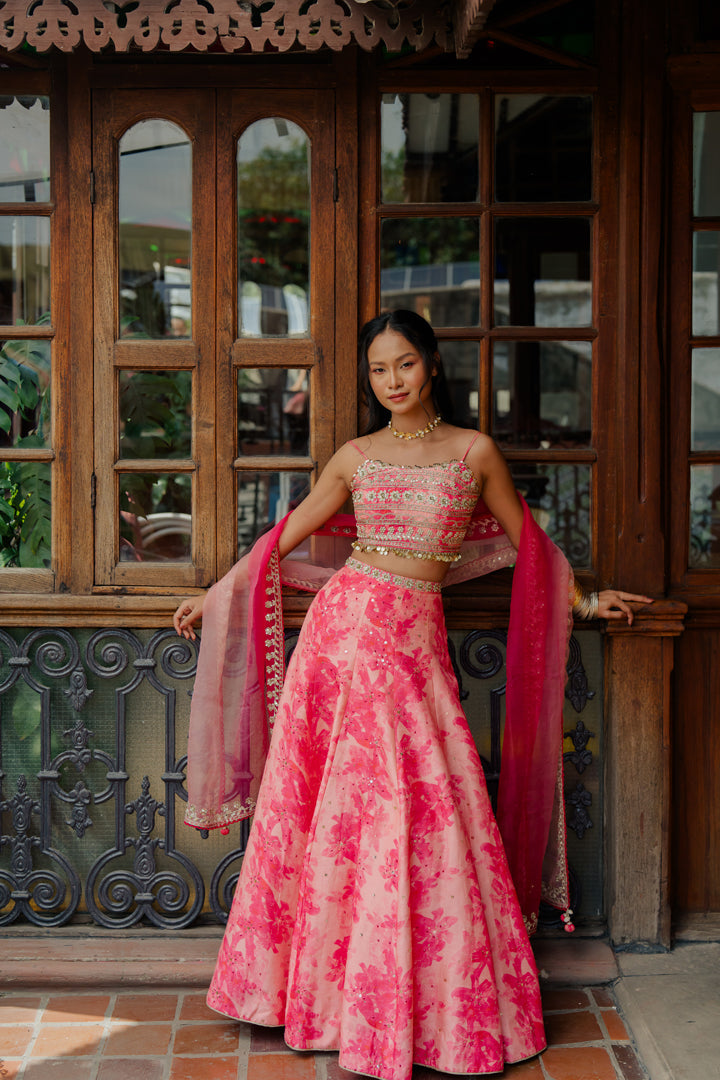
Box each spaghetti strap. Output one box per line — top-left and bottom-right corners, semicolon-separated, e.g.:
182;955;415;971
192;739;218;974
461;432;481;462
349;440;370;459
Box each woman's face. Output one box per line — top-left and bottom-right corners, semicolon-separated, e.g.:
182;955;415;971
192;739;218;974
366;328;436;415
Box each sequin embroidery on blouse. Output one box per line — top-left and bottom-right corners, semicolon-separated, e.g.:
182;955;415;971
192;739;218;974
350;458;480;563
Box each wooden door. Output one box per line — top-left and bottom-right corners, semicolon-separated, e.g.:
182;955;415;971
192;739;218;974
92;87;335;588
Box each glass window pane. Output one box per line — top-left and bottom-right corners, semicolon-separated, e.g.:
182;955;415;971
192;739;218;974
440;341;479;428
692;231;720;336
691;348;720;451
238;368;309;456
237;470;310;555
494;218;592;327
381;93;479;203
0;217;51;324
119;121;192;340
0;459;51;568
493;340;592;448
119;370;192;459
0;338;51;449
119;473;191;563
495;95;592;202
380;218;479;327
699;0;720;39
0;95;50;203
237;119;310;338
689;464;720;568
510;462;591;567
693;112;720;218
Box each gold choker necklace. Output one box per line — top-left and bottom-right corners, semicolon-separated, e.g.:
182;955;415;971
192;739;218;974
388;415;442;440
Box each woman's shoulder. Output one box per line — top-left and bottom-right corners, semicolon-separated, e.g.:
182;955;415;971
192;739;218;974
330;436;377;485
442;425;496;458
340;434;374;461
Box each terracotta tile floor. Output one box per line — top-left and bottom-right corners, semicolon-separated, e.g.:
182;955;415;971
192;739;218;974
0;986;648;1080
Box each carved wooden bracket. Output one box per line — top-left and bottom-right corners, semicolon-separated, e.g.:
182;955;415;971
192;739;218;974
0;0;451;55
450;0;496;59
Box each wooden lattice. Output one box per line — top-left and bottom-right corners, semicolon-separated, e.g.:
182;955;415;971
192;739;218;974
0;0;452;54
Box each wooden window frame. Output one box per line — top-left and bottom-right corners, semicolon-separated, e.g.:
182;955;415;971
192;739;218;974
91;86;339;591
215;89;338;582
358;61;619;585
667;65;720;599
92;89;217;591
2;55;359;623
0;67;70;595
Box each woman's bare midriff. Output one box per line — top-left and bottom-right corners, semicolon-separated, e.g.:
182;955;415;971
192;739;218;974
349;549;450;584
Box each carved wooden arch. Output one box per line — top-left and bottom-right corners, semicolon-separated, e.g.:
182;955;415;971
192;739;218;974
0;0;467;55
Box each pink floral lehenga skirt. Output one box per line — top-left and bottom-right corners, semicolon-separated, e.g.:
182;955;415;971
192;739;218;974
207;559;546;1080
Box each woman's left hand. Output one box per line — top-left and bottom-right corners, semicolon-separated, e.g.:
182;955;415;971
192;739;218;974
597;590;654;625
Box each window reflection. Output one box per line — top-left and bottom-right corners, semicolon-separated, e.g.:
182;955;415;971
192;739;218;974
494;218;591;327
511;462;591;567
439;342;479;428
119;120;192;340
0;460;51;567
691;348;720;451
690;464;720;568
692;231;720;336
238;368;309;456
119;370;192;459
493;340;592;449
381;93;479;203
237;470;310;555
0;217;51;324
693;112;720;218
237;119;310;337
0;339;51;449
0;95;50;203
381;218;479;327
495;95;592;203
119;472;191;562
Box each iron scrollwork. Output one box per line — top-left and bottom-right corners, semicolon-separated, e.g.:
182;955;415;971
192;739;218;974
453;627;599;927
0;627;205;928
2;621;600;928
81;630;205;929
565;634;596;714
0;629;82;927
567;781;593;839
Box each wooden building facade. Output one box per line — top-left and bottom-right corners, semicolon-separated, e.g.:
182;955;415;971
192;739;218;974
0;0;718;946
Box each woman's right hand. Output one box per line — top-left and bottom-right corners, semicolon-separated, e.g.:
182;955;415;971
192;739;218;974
173;594;206;640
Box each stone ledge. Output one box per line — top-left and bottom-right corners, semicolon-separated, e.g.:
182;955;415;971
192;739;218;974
0;932;619;990
534;937;619;986
0;933;222;989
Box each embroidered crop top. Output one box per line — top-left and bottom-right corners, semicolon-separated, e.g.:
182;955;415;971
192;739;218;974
350;448;481;563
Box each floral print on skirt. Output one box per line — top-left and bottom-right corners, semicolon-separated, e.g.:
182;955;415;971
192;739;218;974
207;561;546;1080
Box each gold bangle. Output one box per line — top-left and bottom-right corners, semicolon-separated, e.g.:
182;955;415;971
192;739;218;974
573;580;599;620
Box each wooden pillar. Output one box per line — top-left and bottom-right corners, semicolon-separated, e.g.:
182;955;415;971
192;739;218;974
604;601;686;947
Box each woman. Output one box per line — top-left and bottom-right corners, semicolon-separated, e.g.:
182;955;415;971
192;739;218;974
174;310;649;1080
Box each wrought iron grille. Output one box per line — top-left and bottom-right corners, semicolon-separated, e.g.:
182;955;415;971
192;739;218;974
0;624;602;929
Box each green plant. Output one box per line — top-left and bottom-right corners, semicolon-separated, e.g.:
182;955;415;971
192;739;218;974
0;330;52;568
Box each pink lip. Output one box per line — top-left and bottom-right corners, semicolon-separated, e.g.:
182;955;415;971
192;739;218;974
388;393;408;401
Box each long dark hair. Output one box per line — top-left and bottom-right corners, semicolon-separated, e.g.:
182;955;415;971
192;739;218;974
358;309;454;435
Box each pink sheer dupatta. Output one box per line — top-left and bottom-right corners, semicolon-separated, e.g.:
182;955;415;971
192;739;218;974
184;500;573;931
497;499;574;931
184;514;357;833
